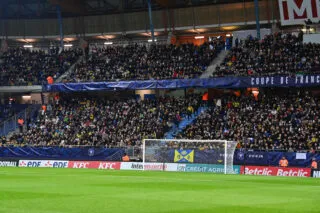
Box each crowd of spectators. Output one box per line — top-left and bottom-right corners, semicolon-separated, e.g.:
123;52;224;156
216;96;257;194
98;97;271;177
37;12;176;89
1;89;319;152
176;90;320;152
5;94;201;147
65;42;223;82
0;47;82;86
213;32;320;77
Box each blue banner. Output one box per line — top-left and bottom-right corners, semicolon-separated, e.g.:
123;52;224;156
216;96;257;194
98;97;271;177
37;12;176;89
0;147;125;161
44;75;320;92
233;150;320;167
234;150;269;165
159;149;225;164
0;147;319;168
160;149;319;167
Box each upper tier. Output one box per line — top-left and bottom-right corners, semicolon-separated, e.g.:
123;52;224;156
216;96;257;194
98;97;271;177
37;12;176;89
62;42;223;82
0;48;82;86
213;33;320;77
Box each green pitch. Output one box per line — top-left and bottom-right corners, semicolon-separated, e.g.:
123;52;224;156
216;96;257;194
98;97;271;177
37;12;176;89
0;168;319;213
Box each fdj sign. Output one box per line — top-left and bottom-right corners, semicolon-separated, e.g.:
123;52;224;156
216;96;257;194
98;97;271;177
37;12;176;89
312;170;320;178
279;0;320;25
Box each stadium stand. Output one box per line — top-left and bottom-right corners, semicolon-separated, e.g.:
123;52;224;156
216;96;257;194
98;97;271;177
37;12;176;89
5;94;201;147
3;89;319;153
0;105;23;123
63;42;223;82
176;90;320;152
0;48;82;86
212;32;320;77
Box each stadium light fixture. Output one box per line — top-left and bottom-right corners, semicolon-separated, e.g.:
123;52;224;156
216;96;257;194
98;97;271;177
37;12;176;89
64;44;73;47
23;44;33;48
104;42;113;45
194;36;204;39
148;39;157;42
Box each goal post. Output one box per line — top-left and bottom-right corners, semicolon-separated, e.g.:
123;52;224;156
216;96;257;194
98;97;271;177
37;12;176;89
142;139;238;174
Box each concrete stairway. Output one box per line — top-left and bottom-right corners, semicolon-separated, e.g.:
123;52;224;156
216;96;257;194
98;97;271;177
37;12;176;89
200;50;229;79
56;55;84;83
165;106;208;139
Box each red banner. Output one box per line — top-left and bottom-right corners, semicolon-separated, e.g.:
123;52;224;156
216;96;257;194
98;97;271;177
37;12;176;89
278;0;320;26
68;161;121;170
241;166;311;177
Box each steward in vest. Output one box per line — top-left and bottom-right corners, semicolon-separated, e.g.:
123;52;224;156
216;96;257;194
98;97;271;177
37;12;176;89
311;158;318;169
279;156;288;167
122;153;130;162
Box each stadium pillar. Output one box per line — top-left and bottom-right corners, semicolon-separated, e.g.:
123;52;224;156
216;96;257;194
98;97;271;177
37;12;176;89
254;0;261;40
56;5;64;49
147;0;155;42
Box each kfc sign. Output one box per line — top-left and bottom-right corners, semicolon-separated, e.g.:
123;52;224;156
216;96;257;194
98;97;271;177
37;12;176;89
68;161;120;170
279;0;320;25
241;166;311;177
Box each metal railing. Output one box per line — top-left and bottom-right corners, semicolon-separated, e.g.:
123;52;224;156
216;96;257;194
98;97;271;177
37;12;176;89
0;110;25;136
0;105;40;136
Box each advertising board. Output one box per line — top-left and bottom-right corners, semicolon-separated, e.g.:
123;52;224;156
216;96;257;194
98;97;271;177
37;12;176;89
19;160;69;168
0;160;18;167
184;164;241;174
278;0;320;25
241;166;311;177
311;169;320;178
67;161;121;170
120;162;165;171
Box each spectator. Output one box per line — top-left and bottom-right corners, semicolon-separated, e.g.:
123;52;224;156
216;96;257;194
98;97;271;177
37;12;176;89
17;117;24;133
311;158;318;169
0;48;82;86
176;90;319;152
47;76;54;85
212;33;320;77
63;42;224;82
10;94;201;147
122;153;130;162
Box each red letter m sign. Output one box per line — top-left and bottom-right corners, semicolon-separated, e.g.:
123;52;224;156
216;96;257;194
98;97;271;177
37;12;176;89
279;0;320;25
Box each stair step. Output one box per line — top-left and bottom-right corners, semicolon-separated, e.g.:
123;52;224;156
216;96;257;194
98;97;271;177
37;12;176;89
164;106;208;139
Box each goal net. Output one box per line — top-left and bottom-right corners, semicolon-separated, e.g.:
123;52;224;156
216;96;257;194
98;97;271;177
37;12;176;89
143;139;238;174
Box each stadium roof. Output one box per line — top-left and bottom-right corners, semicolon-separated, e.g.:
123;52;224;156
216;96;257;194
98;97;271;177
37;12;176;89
0;0;257;19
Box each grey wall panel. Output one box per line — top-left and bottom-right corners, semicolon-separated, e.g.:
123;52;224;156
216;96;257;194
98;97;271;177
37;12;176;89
152;10;165;29
244;2;256;23
219;3;245;24
24;19;41;36
174;8;194;27
0;20;4;37
194;6;219;26
42;19;59;37
124;12;148;31
63;18;76;35
7;20;23;36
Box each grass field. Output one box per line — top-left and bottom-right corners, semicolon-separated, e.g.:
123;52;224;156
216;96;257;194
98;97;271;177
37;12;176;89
0;168;319;213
